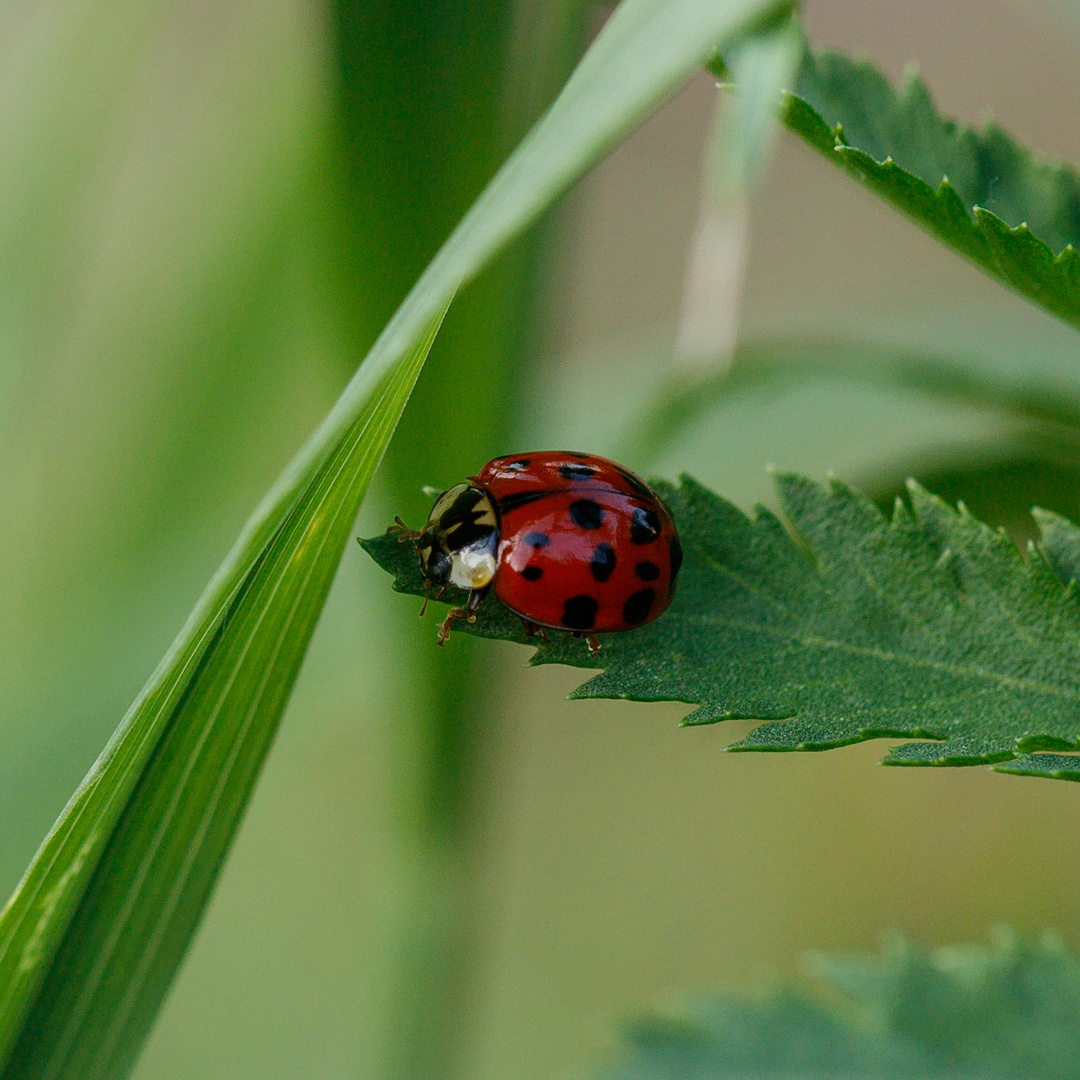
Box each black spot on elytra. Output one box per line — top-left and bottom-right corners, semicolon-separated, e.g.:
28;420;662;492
629;506;662;544
616;466;654;499
523;531;550;548
590;542;616;582
522;565;543;581
504;459;531;471
569;499;604;529
559;463;597;480
497;490;552;514
622;588;655;625
635;560;660;581
562;594;598;630
669;535;683;578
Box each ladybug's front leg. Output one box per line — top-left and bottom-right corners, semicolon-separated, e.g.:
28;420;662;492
436;586;488;646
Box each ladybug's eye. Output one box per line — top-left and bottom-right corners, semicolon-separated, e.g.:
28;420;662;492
427;550;452;584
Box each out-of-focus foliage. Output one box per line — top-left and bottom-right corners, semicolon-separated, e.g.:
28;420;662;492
627;338;1080;461
601;930;1080;1079
615;335;1080;543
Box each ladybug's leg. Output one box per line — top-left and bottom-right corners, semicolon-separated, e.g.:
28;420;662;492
436;609;466;645
419;582;446;619
436;586;488;646
520;618;549;643
570;631;602;655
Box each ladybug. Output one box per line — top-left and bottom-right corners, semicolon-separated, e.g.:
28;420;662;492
390;451;682;653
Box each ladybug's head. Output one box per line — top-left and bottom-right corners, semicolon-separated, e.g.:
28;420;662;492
417;483;499;591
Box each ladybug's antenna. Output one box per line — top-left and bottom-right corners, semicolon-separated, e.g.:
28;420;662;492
389;515;423;556
389;515;420;540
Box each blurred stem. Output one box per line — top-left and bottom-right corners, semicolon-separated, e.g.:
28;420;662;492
329;3;587;1077
673;15;800;371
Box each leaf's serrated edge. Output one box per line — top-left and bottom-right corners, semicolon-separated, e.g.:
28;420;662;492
1034;507;1080;589
769;51;1080;329
994;753;1080;779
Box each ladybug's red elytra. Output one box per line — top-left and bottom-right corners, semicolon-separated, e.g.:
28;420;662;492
390;451;682;653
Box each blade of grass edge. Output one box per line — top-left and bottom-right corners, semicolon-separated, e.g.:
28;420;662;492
0;310;447;1080
0;0;791;1074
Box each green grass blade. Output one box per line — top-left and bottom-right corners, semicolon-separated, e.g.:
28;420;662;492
0;313;447;1080
0;0;791;1073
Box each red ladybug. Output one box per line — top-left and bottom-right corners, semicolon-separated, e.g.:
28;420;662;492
390;451;682;653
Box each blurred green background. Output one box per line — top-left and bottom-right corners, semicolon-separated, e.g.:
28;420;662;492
4;0;1080;1078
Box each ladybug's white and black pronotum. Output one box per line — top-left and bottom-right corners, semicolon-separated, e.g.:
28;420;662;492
390;451;682;653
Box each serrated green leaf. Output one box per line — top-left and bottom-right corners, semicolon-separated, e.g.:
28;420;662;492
717;43;1080;328
601;930;1080;1079
996;752;1080;779
0;0;794;1074
870;453;1080;549
1034;506;1080;587
993;509;1080;779
364;469;1080;777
